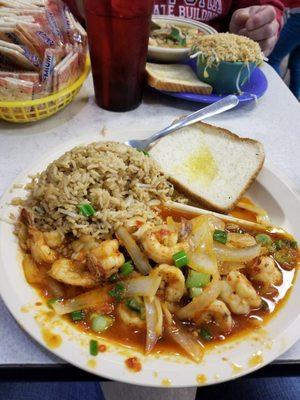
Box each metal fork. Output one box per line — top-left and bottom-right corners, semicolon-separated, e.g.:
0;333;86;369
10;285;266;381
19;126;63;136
125;95;239;151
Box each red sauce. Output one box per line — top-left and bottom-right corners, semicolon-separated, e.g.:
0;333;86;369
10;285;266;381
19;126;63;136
99;344;107;353
125;356;142;372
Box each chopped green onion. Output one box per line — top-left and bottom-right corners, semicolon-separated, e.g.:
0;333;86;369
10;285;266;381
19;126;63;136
189;287;203;298
255;233;272;246
109;273;119;283
120;261;134;277
71;310;85;322
199;327;213;341
290;240;298;249
137;149;149;156
89;339;99;356
170;26;186;46
173;250;188;268
274;239;284;250
78;203;95;217
47;298;60;308
268;242;277;253
274;249;293;265
274;239;298;250
186;270;211;288
91;315;113;333
126;297;145;320
109;282;125;301
126;297;144;313
213;229;228;244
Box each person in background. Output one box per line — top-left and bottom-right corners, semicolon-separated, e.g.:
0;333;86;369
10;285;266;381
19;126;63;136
153;0;283;55
268;0;300;99
64;0;284;56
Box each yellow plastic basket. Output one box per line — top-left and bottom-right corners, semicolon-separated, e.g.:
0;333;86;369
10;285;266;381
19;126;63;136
0;57;91;123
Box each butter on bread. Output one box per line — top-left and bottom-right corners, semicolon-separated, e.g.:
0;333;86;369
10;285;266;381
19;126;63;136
149;121;264;212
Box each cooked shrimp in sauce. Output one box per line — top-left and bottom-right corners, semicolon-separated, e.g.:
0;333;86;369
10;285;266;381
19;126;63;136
16;198;298;362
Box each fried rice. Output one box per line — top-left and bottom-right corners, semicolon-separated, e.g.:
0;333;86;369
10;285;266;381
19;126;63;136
23;142;185;239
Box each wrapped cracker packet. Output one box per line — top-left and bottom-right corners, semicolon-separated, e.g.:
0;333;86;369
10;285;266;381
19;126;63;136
0;76;33;100
0;0;88;102
0;39;40;70
53;50;79;92
0;69;39;83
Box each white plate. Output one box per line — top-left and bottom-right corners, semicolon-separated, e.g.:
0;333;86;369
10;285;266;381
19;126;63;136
0;133;299;388
148;16;217;63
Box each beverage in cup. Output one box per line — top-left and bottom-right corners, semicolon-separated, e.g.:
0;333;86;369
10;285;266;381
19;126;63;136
84;0;154;111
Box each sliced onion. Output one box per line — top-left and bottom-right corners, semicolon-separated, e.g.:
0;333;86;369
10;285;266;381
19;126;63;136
154;297;163;337
124;276;161;298
163;201;274;232
116;226;152;275
46;277;65;298
213;242;261;262
188;251;218;275
189;215;225;237
52;287;111;315
162;303;204;363
187;217;218;275
176;274;221;320
237;201;270;225
162;302;173;325
22;255;65;297
166;217;192;241
22;254;48;285
199;215;225;232
144;296;163;354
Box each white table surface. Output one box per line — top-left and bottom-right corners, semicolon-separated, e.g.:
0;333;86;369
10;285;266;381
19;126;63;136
0;62;299;367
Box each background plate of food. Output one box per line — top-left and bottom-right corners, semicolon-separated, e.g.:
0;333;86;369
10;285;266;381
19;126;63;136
0;124;299;387
148;16;217;63
147;33;268;104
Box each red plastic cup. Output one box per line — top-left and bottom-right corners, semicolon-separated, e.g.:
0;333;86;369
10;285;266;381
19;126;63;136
84;0;154;112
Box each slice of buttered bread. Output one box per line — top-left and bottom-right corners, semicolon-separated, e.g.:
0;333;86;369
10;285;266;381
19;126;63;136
149;122;265;212
146;63;212;95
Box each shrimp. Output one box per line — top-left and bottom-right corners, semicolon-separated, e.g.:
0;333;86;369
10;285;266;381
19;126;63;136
43;230;64;249
20;207;34;226
117;302;145;329
87;239;125;280
48;258;97;287
28;227;57;264
17;222;29;251
220;271;262;315
71;235;99;263
227;233;257;248
196;300;233;334
125;217;151;240
72;235;98;253
149;264;185;302
247;256;282;289
141;225;189;264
